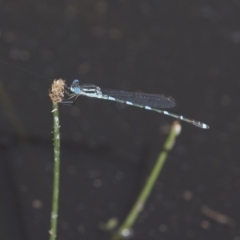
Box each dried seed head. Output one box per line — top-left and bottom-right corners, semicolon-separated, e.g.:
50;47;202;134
49;79;65;103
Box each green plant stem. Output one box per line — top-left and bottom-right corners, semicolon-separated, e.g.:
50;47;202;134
49;103;61;240
112;121;181;240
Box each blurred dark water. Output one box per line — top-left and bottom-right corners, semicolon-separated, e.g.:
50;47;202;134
0;1;240;240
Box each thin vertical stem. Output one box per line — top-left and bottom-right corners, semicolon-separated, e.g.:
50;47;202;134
49;103;61;240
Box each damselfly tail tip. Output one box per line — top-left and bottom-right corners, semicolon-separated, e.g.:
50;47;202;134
192;120;210;129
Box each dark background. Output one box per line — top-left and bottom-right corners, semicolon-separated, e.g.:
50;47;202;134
0;1;240;240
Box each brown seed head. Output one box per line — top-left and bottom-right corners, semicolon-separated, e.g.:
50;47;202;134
49;79;65;103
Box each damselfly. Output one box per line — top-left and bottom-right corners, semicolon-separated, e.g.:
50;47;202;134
63;80;209;129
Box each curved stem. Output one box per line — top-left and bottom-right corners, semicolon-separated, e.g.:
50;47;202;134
112;121;181;240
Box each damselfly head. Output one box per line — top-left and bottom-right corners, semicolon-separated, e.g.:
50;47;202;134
70;79;81;94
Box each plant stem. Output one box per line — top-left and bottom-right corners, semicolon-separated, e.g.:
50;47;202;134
112;121;181;240
49;103;61;240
